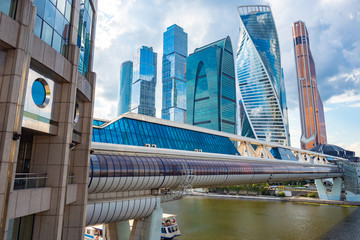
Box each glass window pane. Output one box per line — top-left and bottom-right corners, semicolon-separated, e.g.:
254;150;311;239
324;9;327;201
56;0;66;14
52;32;62;53
34;15;43;38
44;0;56;27
41;21;53;46
54;9;64;34
65;1;71;21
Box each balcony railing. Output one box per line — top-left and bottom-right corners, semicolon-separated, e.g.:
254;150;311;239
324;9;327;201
14;173;48;190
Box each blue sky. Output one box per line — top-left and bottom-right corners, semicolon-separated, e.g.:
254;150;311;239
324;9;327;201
93;0;360;155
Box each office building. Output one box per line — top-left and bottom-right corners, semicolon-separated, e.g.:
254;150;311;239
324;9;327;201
131;46;157;117
186;36;236;134
161;24;188;123
293;20;327;150
117;61;133;115
0;0;97;238
236;5;290;145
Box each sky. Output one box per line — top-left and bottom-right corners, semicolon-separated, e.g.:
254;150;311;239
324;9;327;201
93;0;360;155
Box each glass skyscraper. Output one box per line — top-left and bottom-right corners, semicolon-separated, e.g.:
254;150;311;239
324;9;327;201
118;61;133;116
161;24;188;123
186;36;236;134
131;46;157;117
293;20;327;150
236;5;290;146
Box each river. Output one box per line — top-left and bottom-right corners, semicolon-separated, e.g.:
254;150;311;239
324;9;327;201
162;196;360;240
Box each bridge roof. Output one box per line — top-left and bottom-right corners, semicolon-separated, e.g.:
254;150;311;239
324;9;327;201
92;113;346;162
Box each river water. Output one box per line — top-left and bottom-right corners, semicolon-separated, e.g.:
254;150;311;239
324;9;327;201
162;196;360;240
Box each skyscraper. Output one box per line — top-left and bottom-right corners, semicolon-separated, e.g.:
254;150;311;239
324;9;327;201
293;20;327;150
186;36;236;134
131;46;157;117
161;24;188;123
118;61;133;115
236;5;290;146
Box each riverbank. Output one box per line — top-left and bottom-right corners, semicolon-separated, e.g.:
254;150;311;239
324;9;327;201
189;192;360;206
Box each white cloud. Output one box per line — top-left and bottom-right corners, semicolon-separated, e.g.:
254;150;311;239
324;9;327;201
347;142;360;156
328;67;360;83
326;90;360;104
349;102;360;108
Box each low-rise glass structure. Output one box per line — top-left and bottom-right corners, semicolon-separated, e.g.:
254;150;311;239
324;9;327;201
93;114;239;155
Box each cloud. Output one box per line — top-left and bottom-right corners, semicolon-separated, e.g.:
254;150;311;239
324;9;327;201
347;142;360;156
350;103;360;108
328;67;360;84
326;90;360;104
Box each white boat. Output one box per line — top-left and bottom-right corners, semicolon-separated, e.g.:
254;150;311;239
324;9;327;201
84;214;181;240
84;225;103;240
161;214;181;239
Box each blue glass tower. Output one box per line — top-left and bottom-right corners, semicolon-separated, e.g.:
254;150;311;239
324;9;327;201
131;46;157;117
186;36;236;134
118;61;133;116
161;25;188;123
236;5;290;145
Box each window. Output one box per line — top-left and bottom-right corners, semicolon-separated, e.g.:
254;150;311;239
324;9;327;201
0;0;17;18
33;0;71;57
77;0;93;75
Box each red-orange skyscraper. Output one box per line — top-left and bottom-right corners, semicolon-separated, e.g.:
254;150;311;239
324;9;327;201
292;21;327;150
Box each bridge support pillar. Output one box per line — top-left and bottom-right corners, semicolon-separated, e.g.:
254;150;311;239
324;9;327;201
106;221;131;240
315;177;342;201
130;198;162;240
345;191;360;201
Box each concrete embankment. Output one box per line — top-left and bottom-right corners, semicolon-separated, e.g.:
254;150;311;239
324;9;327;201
189;192;360;206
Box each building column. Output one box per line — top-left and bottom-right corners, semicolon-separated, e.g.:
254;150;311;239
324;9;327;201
106;221;131;240
0;0;35;237
130;198;162;240
31;42;80;239
315;177;342;201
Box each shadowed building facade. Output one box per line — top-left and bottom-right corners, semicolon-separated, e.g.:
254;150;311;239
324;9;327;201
236;5;290;146
0;0;97;238
131;46;157;117
117;61;133;115
186;36;236;134
161;24;188;123
292;20;327;150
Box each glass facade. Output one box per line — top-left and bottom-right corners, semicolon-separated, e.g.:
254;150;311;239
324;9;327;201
118;61;133;116
92;117;239;155
77;0;93;76
131;46;157;117
292;21;327;150
0;0;17;18
236;5;290;146
161;24;188;123
33;0;72;56
186;37;236;134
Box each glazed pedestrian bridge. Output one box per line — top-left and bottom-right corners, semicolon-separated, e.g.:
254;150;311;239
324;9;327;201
86;113;353;239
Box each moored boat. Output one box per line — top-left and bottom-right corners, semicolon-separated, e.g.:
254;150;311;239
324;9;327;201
161;214;181;239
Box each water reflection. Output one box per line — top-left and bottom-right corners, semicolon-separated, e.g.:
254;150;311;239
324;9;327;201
162;196;359;240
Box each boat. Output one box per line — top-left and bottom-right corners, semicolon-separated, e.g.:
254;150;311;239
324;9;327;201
84;214;180;240
161;214;181;239
84;225;103;240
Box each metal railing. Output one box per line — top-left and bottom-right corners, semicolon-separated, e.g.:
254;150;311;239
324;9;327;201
14;173;48;190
